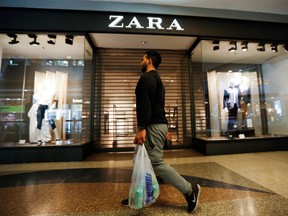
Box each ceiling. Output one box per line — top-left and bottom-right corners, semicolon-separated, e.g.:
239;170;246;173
90;33;197;50
0;34;86;60
88;0;288;15
1;33;287;64
1;0;287;16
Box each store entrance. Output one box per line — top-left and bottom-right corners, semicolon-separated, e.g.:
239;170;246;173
90;33;197;150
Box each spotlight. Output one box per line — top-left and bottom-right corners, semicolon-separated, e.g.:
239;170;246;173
257;42;265;52
47;34;57;45
212;40;220;51
28;34;40;46
241;41;248;51
228;41;237;52
284;43;288;52
65;35;74;45
271;43;278;52
7;33;19;45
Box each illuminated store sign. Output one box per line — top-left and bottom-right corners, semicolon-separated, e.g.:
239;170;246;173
72;98;83;104
108;15;184;31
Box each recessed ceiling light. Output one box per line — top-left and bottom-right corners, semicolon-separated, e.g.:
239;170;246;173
65;35;74;45
7;33;19;45
257;42;265;52
241;41;248;51
212;40;220;51
271;43;278;52
28;34;40;46
47;34;57;45
228;41;237;52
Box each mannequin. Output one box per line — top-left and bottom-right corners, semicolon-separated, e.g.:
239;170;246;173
239;76;251;128
34;82;61;146
223;79;240;135
28;99;51;143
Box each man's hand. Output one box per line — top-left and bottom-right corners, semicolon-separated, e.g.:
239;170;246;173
134;129;146;145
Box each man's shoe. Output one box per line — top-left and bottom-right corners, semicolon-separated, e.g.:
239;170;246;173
185;184;201;213
121;198;129;207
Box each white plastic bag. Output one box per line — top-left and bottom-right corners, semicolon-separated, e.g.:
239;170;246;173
129;144;160;209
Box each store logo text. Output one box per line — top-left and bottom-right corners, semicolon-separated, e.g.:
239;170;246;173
108;15;184;31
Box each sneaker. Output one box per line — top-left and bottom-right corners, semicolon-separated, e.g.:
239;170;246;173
121;198;129;207
185;184;201;213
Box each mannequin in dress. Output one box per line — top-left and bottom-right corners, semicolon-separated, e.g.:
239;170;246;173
223;79;241;135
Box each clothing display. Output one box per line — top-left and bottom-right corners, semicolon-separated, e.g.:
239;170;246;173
223;80;241;134
28;103;51;143
33;86;60;145
29;71;68;145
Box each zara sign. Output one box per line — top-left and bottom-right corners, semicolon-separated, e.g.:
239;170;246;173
108;15;184;31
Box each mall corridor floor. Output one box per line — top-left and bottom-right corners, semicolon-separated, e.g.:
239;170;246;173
0;150;288;216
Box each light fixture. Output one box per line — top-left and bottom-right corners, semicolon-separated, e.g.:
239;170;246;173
257;42;265;52
47;34;56;45
65;35;74;45
228;41;237;52
7;33;19;45
271;43;278;52
284;43;288;52
241;41;248;51
28;34;40;46
212;40;220;51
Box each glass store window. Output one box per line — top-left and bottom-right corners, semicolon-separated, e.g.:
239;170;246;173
191;40;288;140
0;33;92;146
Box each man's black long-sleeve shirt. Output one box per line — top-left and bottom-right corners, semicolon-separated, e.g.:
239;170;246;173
135;70;168;128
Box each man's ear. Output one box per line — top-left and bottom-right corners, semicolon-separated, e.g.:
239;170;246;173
148;58;152;64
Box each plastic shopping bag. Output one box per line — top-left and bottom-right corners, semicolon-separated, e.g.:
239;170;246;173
128;144;160;209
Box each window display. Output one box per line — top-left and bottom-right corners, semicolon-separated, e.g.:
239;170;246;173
207;71;259;138
0;33;92;147
192;39;288;141
30;71;68;145
223;78;241;135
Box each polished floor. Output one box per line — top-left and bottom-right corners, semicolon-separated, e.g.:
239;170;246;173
0;150;288;216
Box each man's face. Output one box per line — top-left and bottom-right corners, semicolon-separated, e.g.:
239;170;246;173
140;54;149;73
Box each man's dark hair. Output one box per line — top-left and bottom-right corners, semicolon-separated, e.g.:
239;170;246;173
145;50;162;69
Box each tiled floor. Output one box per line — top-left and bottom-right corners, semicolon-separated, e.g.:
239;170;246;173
0;150;288;215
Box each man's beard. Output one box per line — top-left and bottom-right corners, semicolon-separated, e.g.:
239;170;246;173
141;65;147;73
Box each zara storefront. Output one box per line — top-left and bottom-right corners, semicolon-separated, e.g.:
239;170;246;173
0;2;288;163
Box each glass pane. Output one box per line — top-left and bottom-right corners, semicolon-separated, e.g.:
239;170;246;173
0;33;92;146
192;40;288;140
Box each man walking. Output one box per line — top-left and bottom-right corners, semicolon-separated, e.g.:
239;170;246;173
121;50;201;213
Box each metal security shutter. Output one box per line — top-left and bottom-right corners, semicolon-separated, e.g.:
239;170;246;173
94;49;192;149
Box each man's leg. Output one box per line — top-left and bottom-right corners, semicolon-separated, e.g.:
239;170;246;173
145;124;191;194
145;124;201;213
